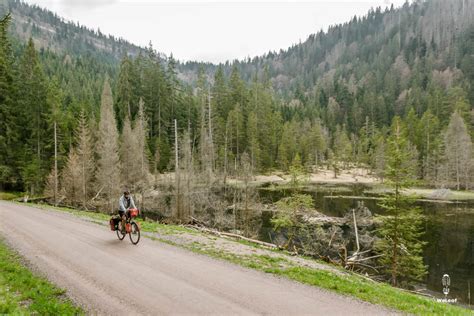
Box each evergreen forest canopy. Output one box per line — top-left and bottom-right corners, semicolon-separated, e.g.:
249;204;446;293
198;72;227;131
0;0;473;197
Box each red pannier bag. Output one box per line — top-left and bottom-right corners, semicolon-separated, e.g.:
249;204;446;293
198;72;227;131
109;218;116;231
129;208;139;218
109;216;119;231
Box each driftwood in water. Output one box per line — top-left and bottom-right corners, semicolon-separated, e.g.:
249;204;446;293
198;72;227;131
344;208;380;273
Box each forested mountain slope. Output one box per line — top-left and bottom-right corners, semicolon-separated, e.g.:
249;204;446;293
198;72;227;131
181;0;474;109
0;0;473;196
0;0;143;61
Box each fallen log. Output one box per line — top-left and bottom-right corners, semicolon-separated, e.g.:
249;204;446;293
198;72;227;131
184;224;279;249
17;195;50;203
91;186;104;201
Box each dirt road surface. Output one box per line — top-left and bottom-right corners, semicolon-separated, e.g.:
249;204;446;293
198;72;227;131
0;201;393;315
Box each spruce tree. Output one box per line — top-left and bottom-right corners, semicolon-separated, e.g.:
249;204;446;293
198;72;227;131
116;55;134;129
247;110;260;170
61;147;81;206
18;38;50;194
96;78;121;212
133;98;151;201
375;117;427;287
278;121;297;171
272;154;312;250
442;111;473;190
333;125;352;169
75;111;95;209
120;115;135;185
0;13;17;189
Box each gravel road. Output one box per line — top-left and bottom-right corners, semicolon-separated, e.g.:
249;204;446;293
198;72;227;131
0;201;393;315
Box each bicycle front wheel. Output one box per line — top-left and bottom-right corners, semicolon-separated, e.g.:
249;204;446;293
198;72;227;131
129;222;140;245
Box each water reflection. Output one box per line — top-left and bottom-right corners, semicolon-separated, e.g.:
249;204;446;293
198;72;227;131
258;185;474;305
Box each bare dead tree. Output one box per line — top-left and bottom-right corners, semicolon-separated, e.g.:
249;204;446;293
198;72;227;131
96;78;121;213
442;111;473;190
75;111;95;210
61;148;81;206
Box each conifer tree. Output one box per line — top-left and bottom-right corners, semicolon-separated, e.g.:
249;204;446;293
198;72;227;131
442;111;473;190
116;55;134;129
61;147;81;206
375;117;427;287
227;103;245;170
75;111;95;209
272;154;312;250
133;98;152;205
333;125;352;169
43;167;57;202
212;65;229;169
247;111;260;170
96;78;121;212
309;120;327;167
19;38;50;194
120;115;135;185
278;121;297;171
0;13;17;189
417;110;440;181
373;133;386;182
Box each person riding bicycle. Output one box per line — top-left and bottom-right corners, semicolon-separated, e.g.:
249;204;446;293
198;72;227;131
118;190;136;233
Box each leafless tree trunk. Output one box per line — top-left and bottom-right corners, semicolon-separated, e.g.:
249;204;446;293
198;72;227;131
174;119;181;220
54;121;58;206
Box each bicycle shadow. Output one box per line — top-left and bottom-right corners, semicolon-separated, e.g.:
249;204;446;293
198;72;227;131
101;238;127;246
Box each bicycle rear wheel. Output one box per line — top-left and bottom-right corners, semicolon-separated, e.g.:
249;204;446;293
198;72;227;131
129;222;140;245
116;221;126;240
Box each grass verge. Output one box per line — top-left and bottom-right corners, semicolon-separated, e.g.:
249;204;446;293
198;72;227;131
17;202;473;315
0;239;82;315
0;191;22;201
28;203;194;235
151;237;471;315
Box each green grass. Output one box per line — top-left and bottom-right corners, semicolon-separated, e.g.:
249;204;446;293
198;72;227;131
16;202;474;315
369;186;474;201
0;191;22;201
0;239;82;315
276;268;471;315
177;241;471;315
28;202;195;236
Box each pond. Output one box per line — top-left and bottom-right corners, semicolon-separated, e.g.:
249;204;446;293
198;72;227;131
258;184;474;305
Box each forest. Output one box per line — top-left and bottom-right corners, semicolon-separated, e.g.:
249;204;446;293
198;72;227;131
0;0;473;194
0;0;473;288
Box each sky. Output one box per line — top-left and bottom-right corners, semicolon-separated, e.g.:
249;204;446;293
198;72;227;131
22;0;407;63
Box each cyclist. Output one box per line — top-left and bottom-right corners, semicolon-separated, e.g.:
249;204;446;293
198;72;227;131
118;190;136;233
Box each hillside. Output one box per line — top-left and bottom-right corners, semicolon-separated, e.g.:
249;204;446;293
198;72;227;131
3;0;474;105
0;0;145;61
180;1;474;102
0;0;472;191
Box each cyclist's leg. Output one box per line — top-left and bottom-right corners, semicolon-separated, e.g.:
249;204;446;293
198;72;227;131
118;210;126;232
